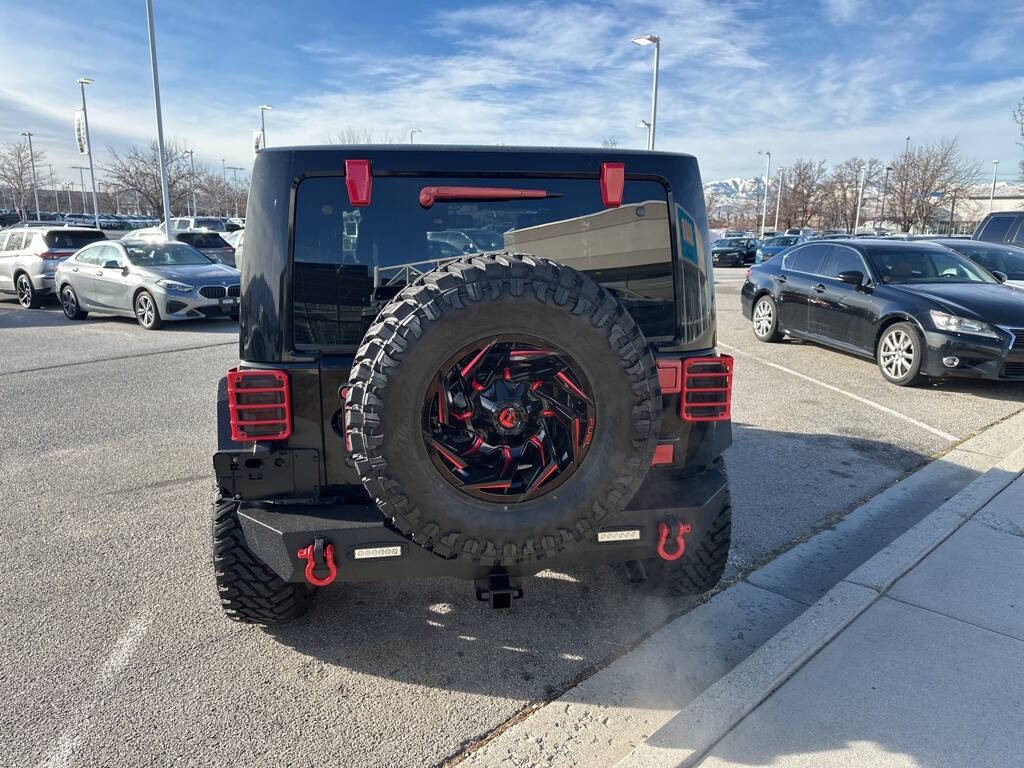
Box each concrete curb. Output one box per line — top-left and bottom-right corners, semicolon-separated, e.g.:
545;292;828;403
615;441;1024;768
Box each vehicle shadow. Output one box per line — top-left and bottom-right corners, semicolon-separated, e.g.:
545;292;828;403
263;425;929;708
0;300;237;334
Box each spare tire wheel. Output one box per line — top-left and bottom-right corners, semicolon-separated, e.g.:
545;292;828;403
346;253;661;566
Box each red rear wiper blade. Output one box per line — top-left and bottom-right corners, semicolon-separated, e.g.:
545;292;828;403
419;186;561;208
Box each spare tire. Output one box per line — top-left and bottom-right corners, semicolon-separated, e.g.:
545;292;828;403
346;253;661;566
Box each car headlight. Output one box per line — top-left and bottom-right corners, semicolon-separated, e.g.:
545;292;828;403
155;279;195;293
928;310;998;338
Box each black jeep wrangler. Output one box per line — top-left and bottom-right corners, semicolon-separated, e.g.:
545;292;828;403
213;146;733;623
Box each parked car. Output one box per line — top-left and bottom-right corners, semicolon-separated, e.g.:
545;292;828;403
931;239;1024;290
55;239;240;329
712;237;759;266
222;229;244;268
209;144;733;624
123;228;236;267
741;239;1024;385
0;225;107;307
756;234;805;263
972;212;1024;247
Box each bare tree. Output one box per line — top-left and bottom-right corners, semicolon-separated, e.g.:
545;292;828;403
0;141;52;216
820;157;883;232
102;140;196;217
601;137;619;149
329;127;402;144
780;159;827;229
704;186;722;225
888;138;979;232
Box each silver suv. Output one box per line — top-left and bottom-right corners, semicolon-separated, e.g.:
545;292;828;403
0;226;107;307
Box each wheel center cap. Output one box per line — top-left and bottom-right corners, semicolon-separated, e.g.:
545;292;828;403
494;403;526;435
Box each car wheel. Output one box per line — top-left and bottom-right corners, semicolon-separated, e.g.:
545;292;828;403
60;285;88;320
752;295;783;342
15;273;41;309
134;290;163;330
877;322;924;386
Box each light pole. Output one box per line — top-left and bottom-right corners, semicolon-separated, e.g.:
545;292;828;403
904;136;911;156
757;150;771;238
184;149;197;217
989;160;999;213
144;0;172;232
72;166;89;213
77;78;101;228
408;128;422;144
226;166;244;217
773;167;784;234
853;163;867;234
879;165;892;228
637;120;651;148
631;34;660;150
259;104;272;148
64;183;73;213
20;132;41;220
49;164;59;212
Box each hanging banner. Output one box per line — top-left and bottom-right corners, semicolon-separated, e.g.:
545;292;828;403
74;109;89;155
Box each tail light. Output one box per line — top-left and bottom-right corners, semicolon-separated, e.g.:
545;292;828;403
227;368;292;441
40;250;72;260
681;355;734;422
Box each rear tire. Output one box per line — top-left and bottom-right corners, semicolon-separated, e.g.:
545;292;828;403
16;273;41;309
60;285;88;320
212;489;314;624
752;295;783;342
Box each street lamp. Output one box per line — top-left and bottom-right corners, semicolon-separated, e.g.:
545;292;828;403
72;166;89;213
259;104;272;148
879;165;892;227
631;34;660;150
989;160;999;213
77;78;101;228
853;163;867;234
63;183;73;213
49;164;59;212
409;128;422;144
184;149;197;217
773;167;785;234
144;1;172;232
757;150;771;238
226;166;244;217
20;132;40;220
637;120;651;148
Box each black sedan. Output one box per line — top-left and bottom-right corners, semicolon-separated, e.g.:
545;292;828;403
712;237;759;267
740;240;1024;385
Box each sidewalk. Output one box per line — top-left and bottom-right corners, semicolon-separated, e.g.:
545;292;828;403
618;452;1024;768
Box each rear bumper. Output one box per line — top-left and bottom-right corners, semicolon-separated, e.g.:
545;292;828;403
229;463;730;583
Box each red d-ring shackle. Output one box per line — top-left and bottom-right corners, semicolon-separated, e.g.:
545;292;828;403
297;539;337;587
656;520;692;561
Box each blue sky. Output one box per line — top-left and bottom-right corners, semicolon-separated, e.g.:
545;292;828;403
2;0;1023;185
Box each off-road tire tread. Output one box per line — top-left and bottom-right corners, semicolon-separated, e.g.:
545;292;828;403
346;252;661;566
212;488;313;624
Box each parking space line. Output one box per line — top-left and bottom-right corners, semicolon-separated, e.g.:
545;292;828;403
719;342;958;443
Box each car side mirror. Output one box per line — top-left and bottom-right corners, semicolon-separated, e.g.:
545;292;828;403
837;270;864;286
992;270;1008;283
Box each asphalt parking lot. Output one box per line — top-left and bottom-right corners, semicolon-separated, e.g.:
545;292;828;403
3;270;1023;768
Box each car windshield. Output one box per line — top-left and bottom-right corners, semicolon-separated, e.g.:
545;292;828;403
948;243;1024;280
766;236;798;246
865;247;998;285
125;242;212;266
715;238;745;248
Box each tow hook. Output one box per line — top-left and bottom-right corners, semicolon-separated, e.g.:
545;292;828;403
297;536;337;587
656;517;692;562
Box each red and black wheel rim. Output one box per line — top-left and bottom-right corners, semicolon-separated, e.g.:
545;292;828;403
422;335;596;502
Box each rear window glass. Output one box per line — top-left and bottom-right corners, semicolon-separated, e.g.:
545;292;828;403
292;176;677;348
193;218;226;232
179;232;227;249
979;216;1017;243
44;230;106;249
